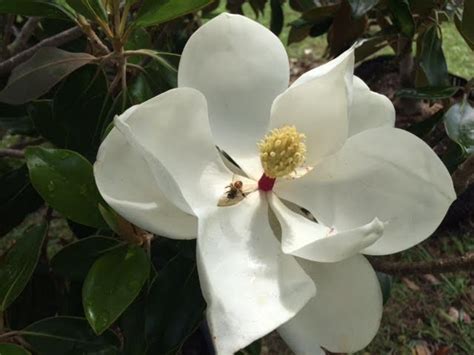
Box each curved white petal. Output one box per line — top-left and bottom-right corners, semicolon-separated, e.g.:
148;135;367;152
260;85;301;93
198;193;316;355
269;194;384;262
276;128;456;255
114;88;232;216
349;76;395;136
94;128;197;239
268;48;354;165
279;255;383;354
178;13;289;179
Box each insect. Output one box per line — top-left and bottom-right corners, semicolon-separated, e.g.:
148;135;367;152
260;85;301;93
218;180;247;207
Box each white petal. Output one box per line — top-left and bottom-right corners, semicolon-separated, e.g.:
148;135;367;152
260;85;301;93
115;88;232;215
276;128;456;255
198;193;316;355
178;13;289;179
279;255;383;354
269;194;384;262
269;48;354;165
349;76;395;136
94;128;197;239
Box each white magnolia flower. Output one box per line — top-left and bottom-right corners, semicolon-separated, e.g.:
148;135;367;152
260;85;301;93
94;14;455;355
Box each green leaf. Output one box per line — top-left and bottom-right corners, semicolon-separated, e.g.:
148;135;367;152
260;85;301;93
0;344;31;355
347;0;379;18
120;298;147;355
145;254;205;354
66;0;107;22
51;236;121;281
128;72;154;105
134;0;213;28
22;316;120;355
408;109;444;138
418;25;448;87
0;103;35;135
238;339;262;355
270;0;284;36
0;48;96;105
83;245;150;334
0;0;73;18
396;86;460;99
461;0;474;45
376;272;392;305
0;165;43;236
387;0;415;38
444;98;474;154
25;147;106;228
0;223;47;311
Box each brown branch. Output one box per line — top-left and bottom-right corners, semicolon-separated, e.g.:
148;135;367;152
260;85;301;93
7;17;40;56
370;252;474;276
0;26;83;76
0;148;25;159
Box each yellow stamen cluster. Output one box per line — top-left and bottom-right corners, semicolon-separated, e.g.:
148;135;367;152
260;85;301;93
258;125;306;178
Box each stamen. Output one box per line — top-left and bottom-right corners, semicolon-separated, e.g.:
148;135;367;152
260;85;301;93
258;125;306;178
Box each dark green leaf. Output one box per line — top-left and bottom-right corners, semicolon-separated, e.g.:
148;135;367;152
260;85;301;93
128;73;154;105
0;48;96;105
0;223;47;311
145;254;205;354
0;343;31;355
302;3;340;21
83;245;150;334
120;298;147;355
376;272;392;305
387;0;415;38
22;316;120;355
51;236;121;281
396;86;459;99
270;0;284;36
408;109;444;138
347;0;379;18
238;339;262;355
125;28;152;65
0;0;73;18
66;0;107;22
0;165;43;236
25;147;106;228
289;0;316;12
461;0;474;45
134;0;213;28
354;35;391;63
0;103;35;135
418;25;448;87
441;141;466;173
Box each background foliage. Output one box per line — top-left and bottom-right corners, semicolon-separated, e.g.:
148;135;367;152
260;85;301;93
0;0;473;354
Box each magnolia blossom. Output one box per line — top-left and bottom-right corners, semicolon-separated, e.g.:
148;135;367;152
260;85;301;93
94;14;455;355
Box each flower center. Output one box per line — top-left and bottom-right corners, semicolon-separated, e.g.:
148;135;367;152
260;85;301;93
258;125;306;178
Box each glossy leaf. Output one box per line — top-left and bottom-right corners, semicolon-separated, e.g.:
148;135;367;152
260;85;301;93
66;0;107;22
0;0;73;18
0;103;35;135
387;0;414;38
22;316;120;355
83;245;149;334
25;147;107;228
418;25;448;87
0;165;43;236
396;86;460;99
145;253;205;354
0;48;96;105
0;344;31;355
444;98;474;154
51;236;121;281
347;0;379;18
376;272;392;305
461;0;474;45
270;0;284;36
134;0;212;28
0;223;47;311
